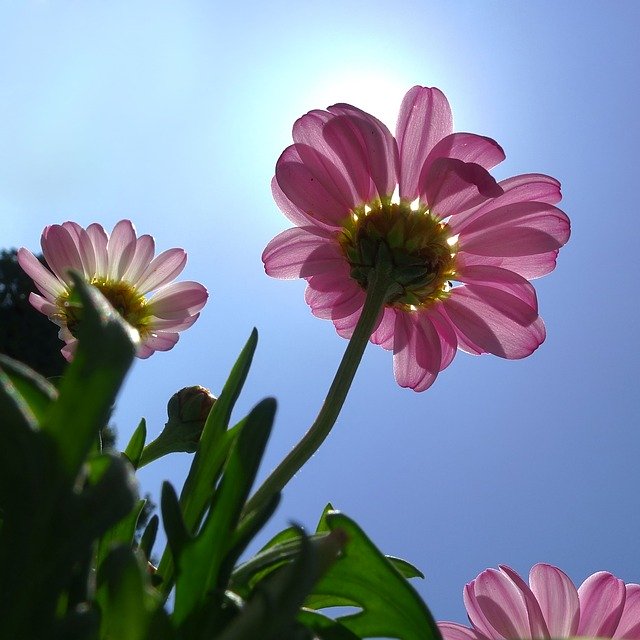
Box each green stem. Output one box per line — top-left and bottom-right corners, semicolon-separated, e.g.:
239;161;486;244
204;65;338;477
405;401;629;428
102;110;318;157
242;259;394;518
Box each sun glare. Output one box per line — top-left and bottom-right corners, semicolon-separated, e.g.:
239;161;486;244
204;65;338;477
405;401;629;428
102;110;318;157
304;67;413;130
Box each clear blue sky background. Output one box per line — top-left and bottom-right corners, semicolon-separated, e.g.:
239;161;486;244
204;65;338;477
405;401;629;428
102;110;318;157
2;0;639;626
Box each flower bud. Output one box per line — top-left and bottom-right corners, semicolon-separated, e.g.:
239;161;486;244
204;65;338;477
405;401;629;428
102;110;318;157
138;385;216;467
166;385;216;438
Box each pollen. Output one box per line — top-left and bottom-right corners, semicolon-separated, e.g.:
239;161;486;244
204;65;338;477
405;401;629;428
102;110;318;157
338;201;458;309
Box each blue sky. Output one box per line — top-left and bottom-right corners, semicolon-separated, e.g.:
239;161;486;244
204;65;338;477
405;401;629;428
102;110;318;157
2;0;639;625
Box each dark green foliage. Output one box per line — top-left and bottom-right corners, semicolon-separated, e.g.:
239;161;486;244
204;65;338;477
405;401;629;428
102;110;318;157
0;276;438;640
0;277;138;638
0;249;66;379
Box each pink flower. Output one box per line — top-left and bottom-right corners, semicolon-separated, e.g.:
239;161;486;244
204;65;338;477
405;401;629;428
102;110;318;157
18;219;208;360
439;564;640;640
262;86;570;391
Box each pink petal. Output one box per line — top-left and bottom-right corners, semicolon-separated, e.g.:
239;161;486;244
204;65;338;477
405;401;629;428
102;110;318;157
498;565;549;639
322;111;378;203
60;222;98;276
293;109;373;206
497;174;563;205
438;622;482;640
614;584;640;639
471;568;533;639
396;86;453;200
443;283;545;359
455;265;539;311
17;248;65;299
370;306;397;349
332;295;374;339
28;292;57;316
262;227;343;279
148;281;208;320
464;582;504;640
529;563;579;637
456;202;571;258
450;174;563;231
426;304;458;370
422;158;502;217
578;572;627;638
392;311;443;392
272;176;335;231
86;223;109;278
304;267;363;320
456;250;561;281
74;228;98;279
41;225;84;284
137;344;154;359
107;220;137;280
141;331;179;354
136;248;187;294
60;340;78;362
422;132;505;180
123;234;156;285
149;313;200;333
276;145;352;227
328;103;398;200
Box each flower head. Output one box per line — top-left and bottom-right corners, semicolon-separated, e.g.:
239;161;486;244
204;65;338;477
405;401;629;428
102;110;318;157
18;219;208;360
439;563;640;640
262;86;570;391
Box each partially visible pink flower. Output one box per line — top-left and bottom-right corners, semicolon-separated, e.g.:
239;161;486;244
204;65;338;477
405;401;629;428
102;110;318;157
262;86;570;391
439;564;640;640
18;220;208;360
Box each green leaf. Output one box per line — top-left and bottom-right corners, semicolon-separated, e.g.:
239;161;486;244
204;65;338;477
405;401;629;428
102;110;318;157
0;354;57;423
161;481;190;562
96;498;146;572
98;546;158;640
216;529;346;640
307;511;440;640
124;418;147;469
0;363;39;433
387;556;425;580
156;330;258;592
297;610;361;640
139;514;159;561
179;329;258;531
41;274;137;479
173;397;276;626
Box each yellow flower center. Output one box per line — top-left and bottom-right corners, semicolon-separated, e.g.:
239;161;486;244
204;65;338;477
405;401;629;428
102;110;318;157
338;201;458;309
58;279;152;338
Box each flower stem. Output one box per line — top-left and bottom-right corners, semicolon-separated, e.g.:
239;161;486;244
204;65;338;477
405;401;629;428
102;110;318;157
242;257;394;519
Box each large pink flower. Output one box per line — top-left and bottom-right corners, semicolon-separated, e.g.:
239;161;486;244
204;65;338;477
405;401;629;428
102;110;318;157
18;219;208;360
262;86;570;391
439;564;640;640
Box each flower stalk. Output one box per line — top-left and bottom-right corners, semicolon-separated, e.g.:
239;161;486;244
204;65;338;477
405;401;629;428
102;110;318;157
242;246;396;519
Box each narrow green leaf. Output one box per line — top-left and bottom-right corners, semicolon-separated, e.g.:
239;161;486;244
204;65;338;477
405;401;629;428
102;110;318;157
140;514;159;561
156;330;258;592
98;546;153;640
179;329;258;531
216;529;346;640
308;511;440;640
220;491;281;591
230;533;333;598
173;397;276;625
161;481;190;562
0;354;57;423
0;365;38;432
97;499;145;571
124;418;147;469
41;275;137;479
